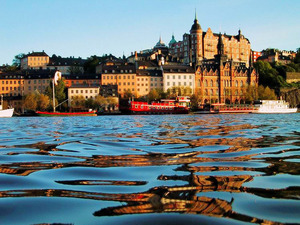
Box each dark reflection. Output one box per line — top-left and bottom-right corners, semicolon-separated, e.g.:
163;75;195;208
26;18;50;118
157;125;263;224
56;180;147;186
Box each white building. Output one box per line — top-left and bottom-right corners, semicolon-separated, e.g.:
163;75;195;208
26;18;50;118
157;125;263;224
68;85;99;106
162;65;195;94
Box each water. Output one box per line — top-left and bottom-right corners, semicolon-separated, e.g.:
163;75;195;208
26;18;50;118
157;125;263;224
0;114;299;225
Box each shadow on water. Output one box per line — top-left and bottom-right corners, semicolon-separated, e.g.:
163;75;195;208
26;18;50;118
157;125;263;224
0;114;299;224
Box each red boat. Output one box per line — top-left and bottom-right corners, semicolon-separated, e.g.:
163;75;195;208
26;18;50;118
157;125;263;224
36;110;97;117
128;96;190;115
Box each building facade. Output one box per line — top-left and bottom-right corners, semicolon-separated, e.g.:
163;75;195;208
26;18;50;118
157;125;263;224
169;15;251;67
21;51;50;70
162;65;195;94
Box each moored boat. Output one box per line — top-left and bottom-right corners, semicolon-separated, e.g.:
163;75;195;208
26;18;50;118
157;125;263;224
0;108;14;118
128;96;190;114
0;95;14;118
253;100;298;114
194;103;257;114
36;110;97;117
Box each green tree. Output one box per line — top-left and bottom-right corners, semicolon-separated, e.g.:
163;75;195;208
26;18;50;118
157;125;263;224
12;53;25;68
45;79;66;106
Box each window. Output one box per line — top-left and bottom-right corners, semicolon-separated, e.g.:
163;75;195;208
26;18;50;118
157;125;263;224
235;80;238;87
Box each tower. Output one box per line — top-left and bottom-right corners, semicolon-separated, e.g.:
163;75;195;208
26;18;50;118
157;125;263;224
189;10;203;66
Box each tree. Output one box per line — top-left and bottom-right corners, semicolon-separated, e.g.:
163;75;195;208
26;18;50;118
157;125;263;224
85;98;95;109
148;89;160;102
94;95;108;109
106;97;118;111
37;94;50;111
123;89;133;99
24;93;37;111
45;79;66;106
71;95;86;109
12;53;25;68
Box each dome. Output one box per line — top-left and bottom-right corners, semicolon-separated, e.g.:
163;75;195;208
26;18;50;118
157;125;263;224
191;18;201;31
168;34;176;46
154;36;166;49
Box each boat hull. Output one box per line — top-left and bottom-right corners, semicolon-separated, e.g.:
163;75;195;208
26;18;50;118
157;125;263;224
254;108;298;114
129;108;189;115
36;111;97;117
0;108;14;118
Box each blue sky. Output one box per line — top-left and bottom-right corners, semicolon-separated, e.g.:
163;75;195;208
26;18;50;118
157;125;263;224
0;0;299;65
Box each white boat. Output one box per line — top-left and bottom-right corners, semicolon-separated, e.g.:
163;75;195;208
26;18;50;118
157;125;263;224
254;100;298;114
0;108;14;117
0;95;14;117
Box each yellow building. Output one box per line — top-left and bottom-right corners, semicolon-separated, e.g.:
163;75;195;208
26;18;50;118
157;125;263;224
21;51;50;70
98;61;137;97
0;73;24;97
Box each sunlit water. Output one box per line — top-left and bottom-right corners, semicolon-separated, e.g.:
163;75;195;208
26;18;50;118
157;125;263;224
0;114;299;225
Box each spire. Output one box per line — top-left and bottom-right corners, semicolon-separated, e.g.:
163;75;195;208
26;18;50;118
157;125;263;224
217;33;225;55
190;9;201;31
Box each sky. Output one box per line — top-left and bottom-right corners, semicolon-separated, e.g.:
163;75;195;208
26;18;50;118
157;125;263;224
0;0;299;65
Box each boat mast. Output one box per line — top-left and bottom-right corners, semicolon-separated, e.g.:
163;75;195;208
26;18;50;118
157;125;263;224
52;78;56;112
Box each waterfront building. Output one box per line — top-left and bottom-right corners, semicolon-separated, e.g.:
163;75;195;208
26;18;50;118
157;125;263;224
195;34;258;104
136;69;163;97
23;71;52;95
98;60;136;97
67;84;99;106
162;65;195;94
21;51;50;70
0;73;24;97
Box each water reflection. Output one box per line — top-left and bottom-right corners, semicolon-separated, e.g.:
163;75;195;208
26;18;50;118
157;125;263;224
0;115;299;224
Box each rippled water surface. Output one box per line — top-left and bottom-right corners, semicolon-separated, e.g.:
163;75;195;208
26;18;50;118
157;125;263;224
0;114;299;225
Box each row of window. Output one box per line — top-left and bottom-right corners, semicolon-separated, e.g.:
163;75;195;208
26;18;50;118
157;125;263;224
167;82;193;87
104;70;133;73
1;87;21;91
70;90;98;94
28;57;48;61
1;80;22;84
199;79;246;87
166;75;192;80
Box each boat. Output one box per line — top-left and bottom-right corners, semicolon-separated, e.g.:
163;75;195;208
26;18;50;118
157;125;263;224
36;71;97;117
36;110;97;117
0;95;14;118
127;96;190;114
253;100;298;114
194;103;257;114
